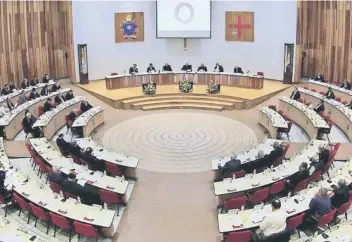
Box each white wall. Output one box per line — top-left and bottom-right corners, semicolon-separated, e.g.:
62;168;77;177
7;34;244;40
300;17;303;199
72;1;297;82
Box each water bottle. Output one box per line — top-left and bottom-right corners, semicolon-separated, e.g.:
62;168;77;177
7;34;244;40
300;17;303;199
104;202;107;210
121;175;125;182
77;196;81;204
60;190;64;198
103;170;106;176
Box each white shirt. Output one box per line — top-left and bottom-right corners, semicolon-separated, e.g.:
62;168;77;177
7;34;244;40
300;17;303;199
259;209;286;237
0;106;9;117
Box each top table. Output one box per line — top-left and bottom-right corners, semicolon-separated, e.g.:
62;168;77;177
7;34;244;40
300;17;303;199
105;72;264;90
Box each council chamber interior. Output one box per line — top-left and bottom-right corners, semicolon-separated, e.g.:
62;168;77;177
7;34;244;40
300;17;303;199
0;0;351;242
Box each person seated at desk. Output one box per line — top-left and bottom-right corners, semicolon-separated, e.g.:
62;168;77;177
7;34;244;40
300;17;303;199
214;62;224;73
22;113;41;138
255;199;286;239
197;63;207;72
42;73;50;84
43;98;54;113
129;64;138;74
346;100;352;109
290;86;300;100
147;63;156;73
314;73;324;82
69;140;83;158
17;90;28;106
313;99;325;113
340;80;351;90
0;171;13;202
162;63;172;72
51;81;61;93
40;85;49;96
181;62;192;72
233;66;244;74
82;147;104;172
80;100;92;114
6;97;15;111
65;90;74;101
28;88;40;100
325;87;335;99
54;94;65;106
68;109;78;123
48;165;66;184
268;142;283;160
242;150;270;173
310;187;332;218
310;144;329;171
285;162;309;193
56;133;71;156
217;153;241;179
0;104;10;118
1;85;11;96
30;75;39;86
21;78;29;90
330;179;350;208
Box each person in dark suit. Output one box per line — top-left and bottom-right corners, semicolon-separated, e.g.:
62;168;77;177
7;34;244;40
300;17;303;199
129;64;138;74
40;85;49;96
242;150;271;173
82;147;104;172
6;97;15;111
61;173;87;199
346;100;352;109
1;85;11;96
0;172;13;202
56;133;71;156
181;63;192;72
314;73;324;82
65;90;74;101
42;74;50;83
69;140;83;158
268;142;284;161
28;88;40;100
22;112;41;138
290;86;300;100
340;80;351;90
309;187;332;218
21;79;29;89
30;76;39;86
48;165;65;184
325;87;335;99
54;94;65;106
67;109;77;123
313;99;325;113
80;100;92;113
331;179;350;208
146;63;156;73
233;66;244;74
214;63;224;72
51;81;61;93
197;63;207;72
310;144;329;170
43;98;54;113
162;63;172;72
217;154;241;179
285;162;309;193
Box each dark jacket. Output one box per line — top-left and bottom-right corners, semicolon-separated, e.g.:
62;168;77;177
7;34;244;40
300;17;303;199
6;100;15;110
147;66;156;73
80;102;92;113
331;186;350;208
48;172;65;185
29;91;40;100
40;87;49;96
268;146;284;160
214;65;224;72
234;67;243;74
129;67;138;74
219;159;241;177
43;101;54;113
197;66;207;72
56;138;71;152
288;170;309;187
21;82;29;90
319;149;330;166
314;75;324;82
30;79;39;86
55;95;65;105
22;117;34;133
51;84;61;93
290;90;300;100
182;64;192;71
309;195;332;217
242;155;270;173
1;87;10;96
314;103;325;113
162;65;172;72
340;82;351;90
65;92;74;101
70;144;83;158
61;180;86;199
42;76;50;83
68;111;77;122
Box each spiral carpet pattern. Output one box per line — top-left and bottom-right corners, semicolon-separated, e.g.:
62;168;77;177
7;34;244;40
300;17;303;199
102;112;257;173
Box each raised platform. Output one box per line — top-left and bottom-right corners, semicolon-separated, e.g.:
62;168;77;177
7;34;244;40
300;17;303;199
77;80;291;111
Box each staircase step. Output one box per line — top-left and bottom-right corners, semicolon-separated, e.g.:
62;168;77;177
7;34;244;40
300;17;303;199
142;104;224;111
133;99;234;107
123;95;242;104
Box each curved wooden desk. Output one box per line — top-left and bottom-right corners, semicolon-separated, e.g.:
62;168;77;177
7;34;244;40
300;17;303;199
279;97;329;139
72;107;105;137
0;89;70;140
33;96;86;140
105;72;264;90
258;107;288;139
299;87;352;141
308;80;352;101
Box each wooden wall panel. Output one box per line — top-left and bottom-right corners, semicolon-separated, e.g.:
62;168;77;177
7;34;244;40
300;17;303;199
295;0;352;82
0;1;75;87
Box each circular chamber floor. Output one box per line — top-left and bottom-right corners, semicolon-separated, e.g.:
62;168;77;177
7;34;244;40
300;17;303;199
102;112;257;173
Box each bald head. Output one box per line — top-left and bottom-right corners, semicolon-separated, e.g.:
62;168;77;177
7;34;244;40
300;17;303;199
230;153;237;159
318;144;325;152
26;112;31;119
273;142;280;149
258;150;265;158
338;179;346;188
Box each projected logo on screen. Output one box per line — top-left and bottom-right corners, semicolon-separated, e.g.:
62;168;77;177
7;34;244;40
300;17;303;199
174;2;194;24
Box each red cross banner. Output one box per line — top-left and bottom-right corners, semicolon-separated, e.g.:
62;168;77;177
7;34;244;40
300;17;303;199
225;11;254;42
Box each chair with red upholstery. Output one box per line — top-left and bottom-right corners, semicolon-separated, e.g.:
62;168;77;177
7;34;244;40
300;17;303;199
70;153;82;165
303;86;309;90
336;202;351;220
73;221;99;241
224;230;251;242
332;143;341;153
29;203;50;234
308;169;323;183
13;193;30;223
36;158;49;179
270;179;286;196
335;97;341;102
80;159;92;169
282;114;289;121
99;189;125;215
247;187;269;205
37;106;44;117
105;162;123;177
286;213;305;238
49;181;63;194
342;100;348;105
314;209;336;231
311;89;317;92
297;98;303;103
292;178;309;194
110;72;118;76
65;115;73;134
268;105;276;111
257;72;264;76
283;144;290;159
319;91;325;95
278;110;283;116
223;196;247;211
318;111;325;118
25;143;37;167
46;166;54;184
49;212;72;241
230;170;245;179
